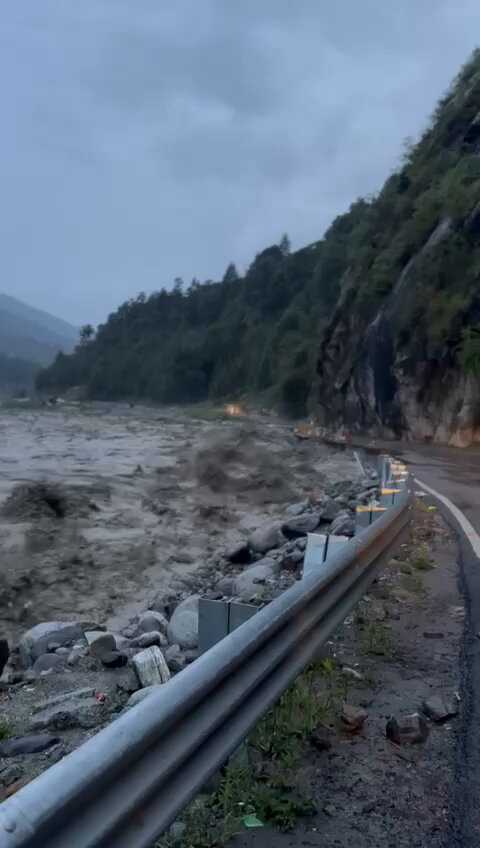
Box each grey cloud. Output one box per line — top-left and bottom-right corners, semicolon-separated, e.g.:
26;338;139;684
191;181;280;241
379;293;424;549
0;0;478;323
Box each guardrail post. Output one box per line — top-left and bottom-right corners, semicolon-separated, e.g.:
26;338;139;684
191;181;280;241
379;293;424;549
198;599;230;655
303;533;328;576
198;599;259;655
355;506;372;533
324;535;349;560
370;506;387;524
229;601;258;633
379;487;401;507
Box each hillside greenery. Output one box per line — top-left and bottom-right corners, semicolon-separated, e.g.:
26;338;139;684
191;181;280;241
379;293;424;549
38;49;480;415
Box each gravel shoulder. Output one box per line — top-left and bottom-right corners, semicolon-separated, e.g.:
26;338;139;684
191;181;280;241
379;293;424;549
234;505;462;848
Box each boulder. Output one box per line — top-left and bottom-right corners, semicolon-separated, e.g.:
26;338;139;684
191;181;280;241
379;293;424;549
231;559;276;601
165;644;187;673
31;698;107;731
85;631;116;659
280;550;304;571
125;685;162;710
421;693;459;723
340;703;368;732
33;688;95;713
114;668;139;694
331;513;355;536
386;713;429;745
148;591;180;619
133;646;171;687
32;653;64;674
281;513;321;539
101;651;128;668
214;576;235;596
19;621;100;666
0;734;60;757
167;597;199;649
135;611;168;637
320;501;342;523
131;631;168;649
285;502;307;517
226;540;251;565
248;523;282;554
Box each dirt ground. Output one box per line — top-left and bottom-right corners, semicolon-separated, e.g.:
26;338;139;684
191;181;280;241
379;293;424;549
235;507;462;848
0;404;359;644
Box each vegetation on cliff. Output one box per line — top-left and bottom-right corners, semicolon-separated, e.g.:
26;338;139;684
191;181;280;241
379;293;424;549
38;50;480;422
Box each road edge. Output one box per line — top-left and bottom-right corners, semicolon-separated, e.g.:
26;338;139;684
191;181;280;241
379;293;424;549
414;477;478;847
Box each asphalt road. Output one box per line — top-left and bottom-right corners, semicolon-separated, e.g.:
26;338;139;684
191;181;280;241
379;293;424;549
363;439;480;846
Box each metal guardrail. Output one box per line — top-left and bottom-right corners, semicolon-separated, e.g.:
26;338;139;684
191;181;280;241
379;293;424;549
0;487;413;848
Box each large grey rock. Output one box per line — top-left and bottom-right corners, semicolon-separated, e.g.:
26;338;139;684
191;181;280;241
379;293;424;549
32;653;64;674
85;631;116;659
285;502;307;517
165;644;186;673
132;631;168;649
148;591;180;619
248;523;282;554
281;513;321;539
214;576;235;596
320;500;342;522
421;693;459;723
280;550;304;571
226;540;251;565
102;651;128;668
33;688;95;713
231;559;276;601
31;698;107;731
0;734;60;757
125;685;162;710
135;611;168;637
133;646;171;687
331;513;355;537
167;596;199;649
19;621;100;666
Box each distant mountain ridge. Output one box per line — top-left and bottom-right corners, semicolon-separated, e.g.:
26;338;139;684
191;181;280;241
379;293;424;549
0;294;78;365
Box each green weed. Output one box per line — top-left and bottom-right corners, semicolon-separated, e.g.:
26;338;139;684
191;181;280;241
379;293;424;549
159;664;338;846
407;547;433;571
402;571;425;595
0;716;13;740
364;622;394;657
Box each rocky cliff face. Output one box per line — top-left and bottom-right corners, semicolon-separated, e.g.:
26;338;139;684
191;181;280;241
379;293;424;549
315;51;480;446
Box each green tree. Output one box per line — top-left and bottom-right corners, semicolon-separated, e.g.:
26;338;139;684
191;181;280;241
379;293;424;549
279;233;291;256
222;263;239;284
79;324;95;344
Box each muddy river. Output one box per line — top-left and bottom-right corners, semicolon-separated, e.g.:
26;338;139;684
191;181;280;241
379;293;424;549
0;404;358;642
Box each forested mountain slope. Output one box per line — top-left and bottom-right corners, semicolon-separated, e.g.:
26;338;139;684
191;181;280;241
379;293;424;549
38;50;480;444
314;49;480;446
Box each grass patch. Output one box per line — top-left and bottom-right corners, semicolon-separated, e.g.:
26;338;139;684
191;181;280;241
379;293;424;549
158;661;344;847
0;716;13;740
407;546;433;571
402;571;425;595
364;622;394;657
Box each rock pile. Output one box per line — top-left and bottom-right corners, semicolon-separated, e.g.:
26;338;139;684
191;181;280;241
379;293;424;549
0;470;378;795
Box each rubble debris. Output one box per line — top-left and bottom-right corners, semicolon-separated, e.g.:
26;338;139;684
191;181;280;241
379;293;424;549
386;713;429;745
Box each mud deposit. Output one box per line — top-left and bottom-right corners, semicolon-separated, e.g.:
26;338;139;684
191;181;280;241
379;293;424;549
0;405;357;643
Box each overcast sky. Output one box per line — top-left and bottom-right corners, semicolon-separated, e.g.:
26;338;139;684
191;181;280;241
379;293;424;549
0;1;478;325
